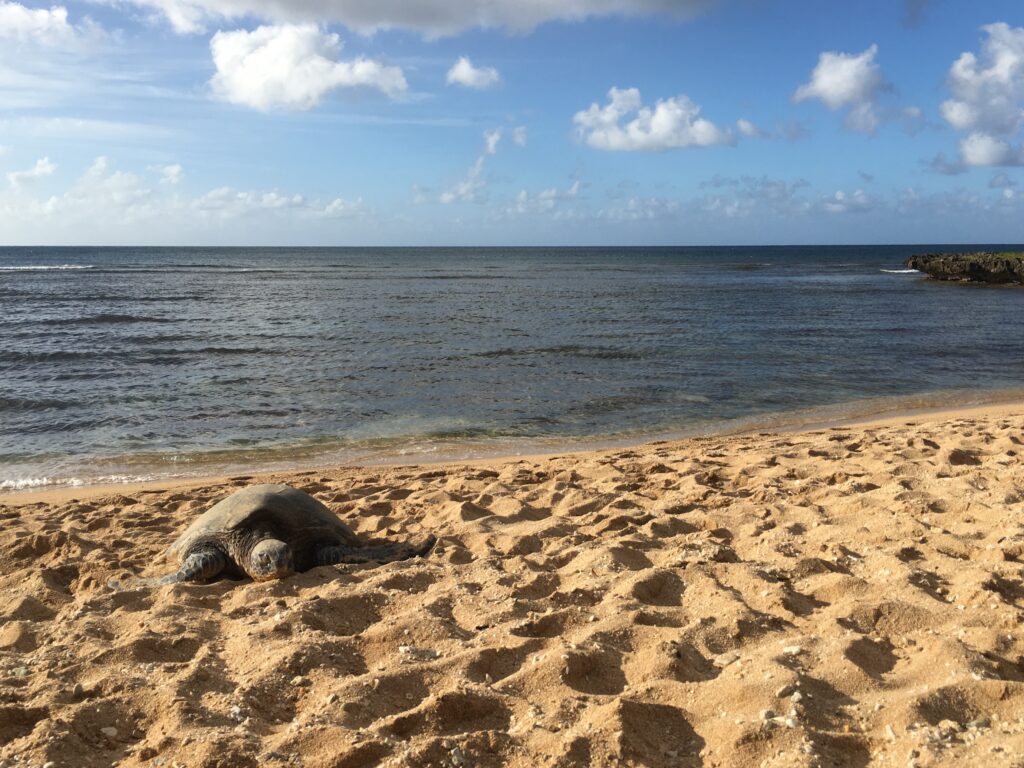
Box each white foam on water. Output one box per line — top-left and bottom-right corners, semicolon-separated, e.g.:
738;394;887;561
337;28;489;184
0;476;63;491
0;474;155;491
0;264;95;272
880;269;920;274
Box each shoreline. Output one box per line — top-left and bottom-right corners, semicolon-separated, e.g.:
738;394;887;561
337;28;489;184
4;392;1024;506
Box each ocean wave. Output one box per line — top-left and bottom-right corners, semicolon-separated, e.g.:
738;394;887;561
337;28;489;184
880;269;920;274
0;397;74;413
45;313;176;326
0;344;267;364
0;349;98;363
90;266;287;274
0;474;154;491
0;476;61;490
0;264;94;271
476;345;644;361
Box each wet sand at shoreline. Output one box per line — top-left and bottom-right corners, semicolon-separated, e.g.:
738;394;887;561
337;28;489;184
3;403;1024;767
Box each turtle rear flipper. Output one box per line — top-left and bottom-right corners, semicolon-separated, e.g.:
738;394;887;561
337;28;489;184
316;534;436;566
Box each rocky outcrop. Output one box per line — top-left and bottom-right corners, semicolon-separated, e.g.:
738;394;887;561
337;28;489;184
905;252;1024;284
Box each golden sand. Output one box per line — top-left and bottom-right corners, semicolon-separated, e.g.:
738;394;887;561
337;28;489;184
3;404;1024;767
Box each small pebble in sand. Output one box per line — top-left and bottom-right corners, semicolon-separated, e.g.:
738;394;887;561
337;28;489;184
101;727;118;739
399;645;440;661
782;645;804;656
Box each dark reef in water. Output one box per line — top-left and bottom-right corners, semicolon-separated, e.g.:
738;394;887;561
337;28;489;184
906;252;1024;285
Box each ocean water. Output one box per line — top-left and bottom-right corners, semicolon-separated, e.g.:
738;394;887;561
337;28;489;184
3;245;1024;490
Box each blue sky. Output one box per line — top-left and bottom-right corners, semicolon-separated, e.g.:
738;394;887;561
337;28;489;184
1;0;1023;245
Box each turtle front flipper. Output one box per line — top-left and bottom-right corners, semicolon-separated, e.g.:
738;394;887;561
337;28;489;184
316;534;437;566
160;546;227;584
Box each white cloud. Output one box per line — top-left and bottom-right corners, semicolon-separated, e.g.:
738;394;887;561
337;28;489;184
698;177;877;218
438;167;484;204
157;163;184;184
573;87;733;151
793;44;884;133
736;118;763;138
821;188;874;214
210;24;407;111
507;179;580;215
844;101;879;133
959;131;1023;167
937;23;1024;169
0;3;108;105
193;186;356;217
52;156;152;217
446;56;499;89
794;44;882;109
111;0;714;37
940;23;1024;135
894;186;1017;221
440;128;501;204
512;126;527;146
0;1;77;45
0;155;368;241
321;196;365;218
7;156;55;187
483;128;501;155
599;196;680;222
700;175;811;218
192;182;365;219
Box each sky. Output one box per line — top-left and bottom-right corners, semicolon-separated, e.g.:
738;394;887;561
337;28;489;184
1;0;1023;246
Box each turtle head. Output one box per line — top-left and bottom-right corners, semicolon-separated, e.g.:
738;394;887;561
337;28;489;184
249;538;293;581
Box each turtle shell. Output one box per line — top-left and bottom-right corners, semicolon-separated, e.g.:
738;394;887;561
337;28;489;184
167;483;360;560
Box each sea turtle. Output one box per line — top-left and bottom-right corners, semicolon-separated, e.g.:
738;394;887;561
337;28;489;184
157;483;435;584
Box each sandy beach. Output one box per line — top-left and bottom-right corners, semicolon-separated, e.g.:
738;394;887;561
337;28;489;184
3;403;1024;767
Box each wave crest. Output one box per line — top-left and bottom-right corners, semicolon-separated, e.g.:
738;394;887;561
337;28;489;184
0;264;94;272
